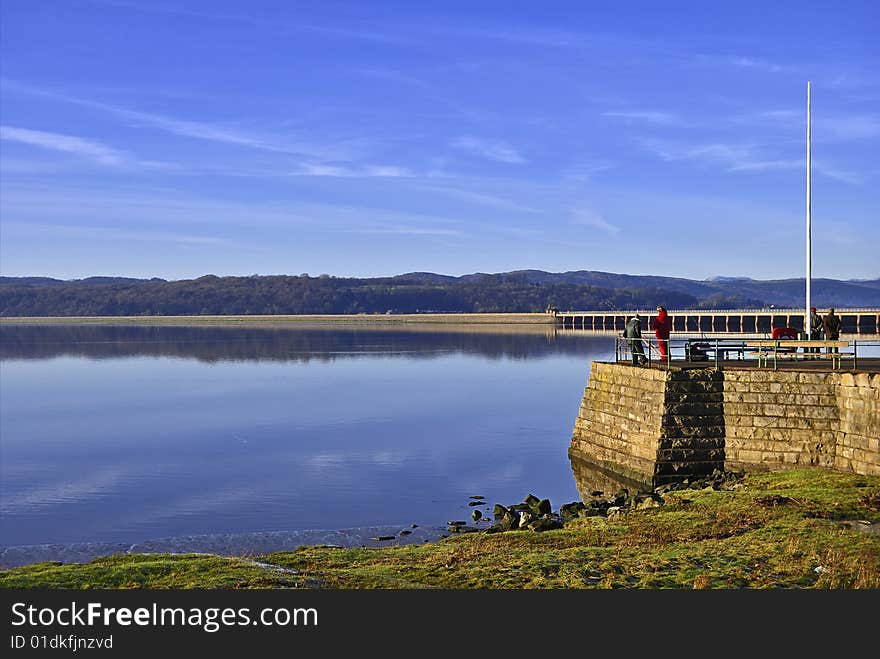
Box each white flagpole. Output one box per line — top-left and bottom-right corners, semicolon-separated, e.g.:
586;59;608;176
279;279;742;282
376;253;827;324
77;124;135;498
805;81;812;338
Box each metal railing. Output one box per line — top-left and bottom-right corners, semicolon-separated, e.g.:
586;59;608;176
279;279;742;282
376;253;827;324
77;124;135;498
615;337;880;371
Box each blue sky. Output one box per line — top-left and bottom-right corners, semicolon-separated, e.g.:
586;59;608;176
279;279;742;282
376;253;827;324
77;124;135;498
1;0;877;281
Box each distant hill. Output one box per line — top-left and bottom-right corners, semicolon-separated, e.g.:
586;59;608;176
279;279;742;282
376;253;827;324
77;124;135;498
389;270;880;308
0;270;877;317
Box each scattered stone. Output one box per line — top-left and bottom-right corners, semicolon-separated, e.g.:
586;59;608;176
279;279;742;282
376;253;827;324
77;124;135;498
536;499;552;516
370;536;396;542
411;524;419;528
655;468;746;494
532;518;563;532
579;507;603;518
443;478;691;538
500;511;519;530
560;502;586;518
469;495;485;500
399;530;412;536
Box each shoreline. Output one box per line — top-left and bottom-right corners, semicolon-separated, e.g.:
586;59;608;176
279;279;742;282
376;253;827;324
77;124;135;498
2;469;878;588
0;313;557;325
0;524;450;570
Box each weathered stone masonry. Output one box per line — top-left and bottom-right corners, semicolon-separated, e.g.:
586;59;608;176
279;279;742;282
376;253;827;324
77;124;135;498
569;362;880;486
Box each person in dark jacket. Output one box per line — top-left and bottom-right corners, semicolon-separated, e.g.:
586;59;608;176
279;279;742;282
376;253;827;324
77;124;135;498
652;306;671;361
808;306;823;356
623;314;646;365
823;308;842;353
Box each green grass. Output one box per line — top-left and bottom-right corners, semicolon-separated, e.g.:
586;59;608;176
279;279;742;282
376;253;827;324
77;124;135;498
3;469;878;589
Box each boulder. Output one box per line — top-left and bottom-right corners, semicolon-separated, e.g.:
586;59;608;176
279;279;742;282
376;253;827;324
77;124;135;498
560;502;586;518
527;518;563;532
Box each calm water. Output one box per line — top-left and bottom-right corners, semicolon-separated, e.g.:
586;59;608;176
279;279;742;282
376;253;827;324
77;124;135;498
0;324;615;557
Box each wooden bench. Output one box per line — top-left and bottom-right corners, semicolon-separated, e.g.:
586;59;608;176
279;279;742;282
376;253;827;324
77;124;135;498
745;340;853;369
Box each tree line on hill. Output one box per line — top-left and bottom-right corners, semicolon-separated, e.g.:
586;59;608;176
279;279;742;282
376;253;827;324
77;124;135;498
0;273;766;316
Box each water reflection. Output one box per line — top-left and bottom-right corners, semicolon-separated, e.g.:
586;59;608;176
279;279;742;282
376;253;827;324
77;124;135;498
569;455;652;498
0;323;615;561
0;323;592;363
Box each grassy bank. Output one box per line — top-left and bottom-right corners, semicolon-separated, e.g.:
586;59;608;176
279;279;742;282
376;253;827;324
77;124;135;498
2;469;878;589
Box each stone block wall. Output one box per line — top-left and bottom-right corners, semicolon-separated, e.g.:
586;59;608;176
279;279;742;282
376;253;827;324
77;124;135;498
836;372;880;476
570;363;880;485
722;371;838;470
570;363;726;486
657;370;726;483
569;361;667;487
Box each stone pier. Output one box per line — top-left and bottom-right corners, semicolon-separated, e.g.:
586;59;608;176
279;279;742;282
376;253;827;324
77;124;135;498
569;362;880;486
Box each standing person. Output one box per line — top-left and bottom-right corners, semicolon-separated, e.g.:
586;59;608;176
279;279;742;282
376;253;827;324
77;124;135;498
823;307;842;354
624;314;646;365
653;306;671;362
809;306;824;357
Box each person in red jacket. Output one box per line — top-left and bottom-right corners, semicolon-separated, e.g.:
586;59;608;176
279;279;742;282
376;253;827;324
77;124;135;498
653;305;671;361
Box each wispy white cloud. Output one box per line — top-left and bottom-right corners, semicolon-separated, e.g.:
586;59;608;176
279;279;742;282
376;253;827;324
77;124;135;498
87;0;422;47
3;220;240;248
727;109;801;126
728;56;787;73
562;160;617;182
726;159;802;172
813;163;867;185
356;68;434;91
1;80;361;161
415;185;540;213
288;163;414;178
640;138;757;166
727;110;880;144
344;225;465;237
451;136;526;164
819;115;880;141
0;125;127;166
602;110;682;126
0;182;472;239
639;137;800;173
571;209;620;234
637;136;866;184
